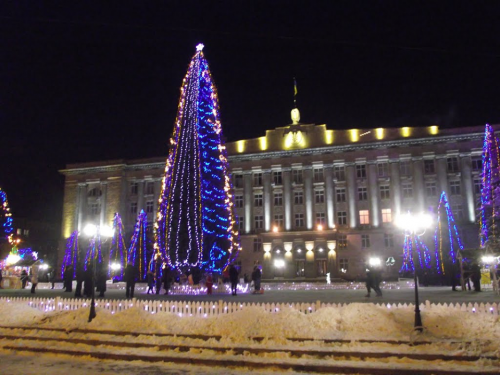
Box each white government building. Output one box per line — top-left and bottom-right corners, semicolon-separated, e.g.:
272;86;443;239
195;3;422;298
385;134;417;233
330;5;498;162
59;108;487;281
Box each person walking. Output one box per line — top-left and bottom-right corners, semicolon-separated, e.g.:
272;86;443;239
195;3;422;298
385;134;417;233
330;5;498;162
30;260;41;294
20;269;29;289
63;264;73;292
124;263;138;299
251;266;262;294
205;274;213;295
146;270;155;294
96;262;107;298
155;262;163;295
83;264;93;298
163;266;172;295
229;264;239;296
48;268;56;289
74;264;84;297
365;261;382;297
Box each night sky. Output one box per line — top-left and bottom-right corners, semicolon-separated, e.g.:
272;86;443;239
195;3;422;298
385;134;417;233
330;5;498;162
1;1;500;226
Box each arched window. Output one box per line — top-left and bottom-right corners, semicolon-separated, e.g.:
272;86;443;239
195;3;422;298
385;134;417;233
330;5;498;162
88;187;102;197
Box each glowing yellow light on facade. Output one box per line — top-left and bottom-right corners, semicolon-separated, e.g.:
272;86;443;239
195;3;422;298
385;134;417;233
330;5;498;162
375;128;385;140
429;125;439;135
272;226;279;233
259;136;268;151
401;127;411;137
283;131;305;149
325;130;334;145
349;129;359;142
236;140;246;153
317;224;323;231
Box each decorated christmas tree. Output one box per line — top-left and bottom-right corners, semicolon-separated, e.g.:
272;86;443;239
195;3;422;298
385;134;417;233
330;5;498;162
155;44;241;274
108;213;127;279
0;187;14;244
128;210;150;280
61;230;78;278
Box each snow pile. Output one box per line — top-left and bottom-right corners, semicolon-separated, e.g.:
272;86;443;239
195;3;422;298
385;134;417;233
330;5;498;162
1;299;499;342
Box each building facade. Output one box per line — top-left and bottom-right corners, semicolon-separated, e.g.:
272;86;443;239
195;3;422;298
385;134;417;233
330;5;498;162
59;111;489;280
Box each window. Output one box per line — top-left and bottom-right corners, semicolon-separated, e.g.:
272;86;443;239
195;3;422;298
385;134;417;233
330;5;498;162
88;187;101;197
472;157;482;172
452;204;464;220
381;208;392;223
273;171;283;185
337;211;347;226
447;157;459;173
130;202;137;214
89;203;100;215
295;260;305;277
336;188;346;202
334;165;346;181
235;195;244;208
146;200;154;213
254;193;263;207
380;185;390;200
474;178;482;195
402;183;413;198
313;167;323;182
234;174;243;188
337;234;347;249
253;238;262;252
400;161;411;177
294;191;304;205
316;260;327;276
424;159;435;174
130;182;138;195
384;233;394;248
378;163;389;177
254;215;264;229
358;187;368;201
450;180;461;195
146;182;155;195
361;234;370;248
356;164;366;178
315;190;325;204
359;210;370;225
425;181;437;197
292;169;303;184
253;172;263;186
274;192;283;206
294;213;304;228
274;214;284;228
238;217;245;231
315;212;326;225
339;258;349;272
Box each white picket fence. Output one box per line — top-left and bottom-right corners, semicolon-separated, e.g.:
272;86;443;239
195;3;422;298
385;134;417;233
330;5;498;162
1;296;498;317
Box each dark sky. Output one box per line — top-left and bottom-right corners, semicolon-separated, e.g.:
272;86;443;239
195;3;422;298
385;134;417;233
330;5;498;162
1;1;500;225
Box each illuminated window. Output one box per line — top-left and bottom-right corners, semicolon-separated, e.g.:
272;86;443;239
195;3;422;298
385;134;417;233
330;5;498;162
313;167;323;182
424;159;435;174
294;191;304;205
254;215;264;229
381;208;392;223
337;211;347;226
273;171;283;185
292;169;303;184
315;212;326;225
334;165;345;181
361;234;370;248
253;172;263;187
337;234;347;249
402;183;413;198
336;188;346;202
378;163;389;177
384;233;394;248
359;210;370;225
356;164;366;178
146;200;154;213
274;192;283;206
358;187;368;201
294;213;305;228
235;195;243;208
315;190;325;204
449;180;461;195
274;214;284;228
380;185;390;200
425;181;437;197
447;157;459;173
254;193;263;207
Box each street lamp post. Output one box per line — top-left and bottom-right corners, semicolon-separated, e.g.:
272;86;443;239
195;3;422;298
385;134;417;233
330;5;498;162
396;212;432;332
83;224;114;323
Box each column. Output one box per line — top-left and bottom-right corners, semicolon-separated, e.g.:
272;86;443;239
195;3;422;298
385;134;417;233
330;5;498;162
263;171;272;232
77;183;86;232
100;182;108;227
324;165;335;229
153;179;161;214
461;155;475;223
244;172;253;233
367;163;379;227
137;180;144;213
346;164;357;228
283;168;292;230
413;158;425;213
436;157;448;194
304;167;314;230
390;161;401;216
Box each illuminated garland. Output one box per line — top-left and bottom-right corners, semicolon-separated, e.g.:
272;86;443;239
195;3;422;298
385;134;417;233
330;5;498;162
155;44;241;274
128;210;148;280
479;124;500;246
84;234;103;271
108;213;127;279
400;232;431;272
0;187;14;244
61;230;78;277
433;191;464;273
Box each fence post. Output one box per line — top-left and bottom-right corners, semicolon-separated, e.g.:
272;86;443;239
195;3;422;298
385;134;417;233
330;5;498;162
54;296;60;311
